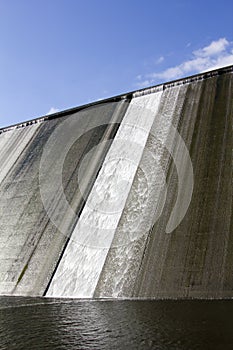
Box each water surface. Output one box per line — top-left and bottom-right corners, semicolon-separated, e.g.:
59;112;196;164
1;297;233;349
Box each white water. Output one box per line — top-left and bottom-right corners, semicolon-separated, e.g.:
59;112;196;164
47;91;163;298
95;85;189;297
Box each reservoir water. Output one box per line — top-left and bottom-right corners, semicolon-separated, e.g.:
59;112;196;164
1;297;233;349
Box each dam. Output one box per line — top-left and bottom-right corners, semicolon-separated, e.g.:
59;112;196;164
0;65;232;298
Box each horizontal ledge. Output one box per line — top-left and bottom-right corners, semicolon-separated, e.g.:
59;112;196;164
1;64;232;134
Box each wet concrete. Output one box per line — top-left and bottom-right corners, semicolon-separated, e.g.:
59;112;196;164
133;72;233;298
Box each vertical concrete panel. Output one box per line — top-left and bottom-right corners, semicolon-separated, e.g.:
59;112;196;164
0;124;41;184
133;72;233;298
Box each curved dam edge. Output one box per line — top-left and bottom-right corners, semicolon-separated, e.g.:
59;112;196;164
1;65;232;133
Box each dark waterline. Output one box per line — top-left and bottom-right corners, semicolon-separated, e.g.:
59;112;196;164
0;297;233;349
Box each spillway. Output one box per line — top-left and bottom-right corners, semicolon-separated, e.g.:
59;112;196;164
0;65;232;298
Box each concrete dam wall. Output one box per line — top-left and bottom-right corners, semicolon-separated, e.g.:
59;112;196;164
0;65;232;298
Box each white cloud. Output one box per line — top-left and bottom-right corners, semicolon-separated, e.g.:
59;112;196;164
47;107;59;115
193;38;229;57
155;56;164;64
136;38;233;86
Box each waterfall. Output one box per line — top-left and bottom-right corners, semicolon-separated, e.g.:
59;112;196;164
94;84;187;297
46;91;163;298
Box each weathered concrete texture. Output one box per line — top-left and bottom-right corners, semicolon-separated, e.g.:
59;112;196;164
0;101;128;296
132;71;233;298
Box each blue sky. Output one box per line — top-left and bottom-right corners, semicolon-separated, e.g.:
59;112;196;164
0;0;233;128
